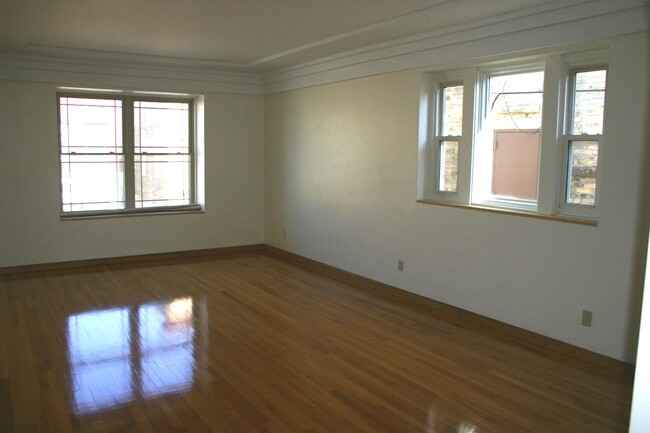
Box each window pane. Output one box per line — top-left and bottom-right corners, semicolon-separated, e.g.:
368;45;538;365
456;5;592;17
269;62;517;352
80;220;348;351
133;100;192;208
566;140;598;206
61;154;125;212
489;71;544;130
442;85;463;136
59;98;122;154
134;154;191;208
572;69;606;135
439;140;459;192
134;101;190;153
492;130;540;200
59;97;124;212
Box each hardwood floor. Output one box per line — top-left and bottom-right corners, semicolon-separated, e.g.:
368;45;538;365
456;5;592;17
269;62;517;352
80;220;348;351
0;253;633;432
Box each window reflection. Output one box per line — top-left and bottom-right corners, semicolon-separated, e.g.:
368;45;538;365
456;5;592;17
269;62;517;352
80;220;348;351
67;297;202;414
68;308;131;411
140;298;194;398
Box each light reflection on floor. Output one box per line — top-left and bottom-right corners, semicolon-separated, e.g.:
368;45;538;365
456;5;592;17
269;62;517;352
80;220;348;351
66;297;200;414
457;422;477;433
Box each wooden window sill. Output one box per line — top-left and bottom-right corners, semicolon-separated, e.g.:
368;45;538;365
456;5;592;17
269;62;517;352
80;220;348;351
416;200;598;226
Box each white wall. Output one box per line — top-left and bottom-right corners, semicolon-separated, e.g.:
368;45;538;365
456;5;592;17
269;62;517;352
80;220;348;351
630;231;650;432
265;32;650;362
0;80;265;267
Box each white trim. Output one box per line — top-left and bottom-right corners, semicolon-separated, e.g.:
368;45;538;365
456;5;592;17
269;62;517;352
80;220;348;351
472;198;538;213
262;0;648;94
417;74;436;200
0;54;263;95
60;204;203;220
25;44;248;70
537;55;565;216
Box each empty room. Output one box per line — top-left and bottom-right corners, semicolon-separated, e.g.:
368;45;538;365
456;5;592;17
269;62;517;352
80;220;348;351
1;1;649;432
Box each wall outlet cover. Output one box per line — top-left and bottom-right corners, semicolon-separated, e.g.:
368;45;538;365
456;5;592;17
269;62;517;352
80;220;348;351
581;310;593;327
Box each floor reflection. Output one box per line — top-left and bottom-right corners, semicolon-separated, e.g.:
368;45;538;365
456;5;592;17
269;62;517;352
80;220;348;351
67;297;202;414
140;298;195;398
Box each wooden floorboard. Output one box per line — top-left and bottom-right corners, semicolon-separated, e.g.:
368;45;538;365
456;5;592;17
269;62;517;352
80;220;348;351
0;253;633;432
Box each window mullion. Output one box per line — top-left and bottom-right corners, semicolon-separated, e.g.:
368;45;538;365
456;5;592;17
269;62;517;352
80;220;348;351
123;98;136;209
457;68;476;205
189;102;197;205
538;55;563;215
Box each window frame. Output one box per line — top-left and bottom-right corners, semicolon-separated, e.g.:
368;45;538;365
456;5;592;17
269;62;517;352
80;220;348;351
420;69;475;205
555;65;608;220
471;63;545;212
417;52;608;224
58;92;201;218
433;80;463;199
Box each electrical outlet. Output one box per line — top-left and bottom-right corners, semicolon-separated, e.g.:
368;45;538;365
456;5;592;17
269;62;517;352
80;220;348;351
282;230;286;239
581;310;593;327
398;260;404;272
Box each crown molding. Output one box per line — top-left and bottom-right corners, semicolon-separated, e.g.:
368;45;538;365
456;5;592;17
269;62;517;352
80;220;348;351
262;0;650;94
25;44;249;70
247;0;457;68
0;52;264;95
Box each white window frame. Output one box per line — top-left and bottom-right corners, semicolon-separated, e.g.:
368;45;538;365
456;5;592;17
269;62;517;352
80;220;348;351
417;51;608;224
418;69;475;204
471;62;545;213
555;65;608;220
58;91;202;218
434;80;463;200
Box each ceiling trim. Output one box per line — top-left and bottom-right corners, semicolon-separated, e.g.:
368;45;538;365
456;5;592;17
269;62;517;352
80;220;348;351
261;0;650;94
247;0;457;68
0;53;263;95
25;44;249;70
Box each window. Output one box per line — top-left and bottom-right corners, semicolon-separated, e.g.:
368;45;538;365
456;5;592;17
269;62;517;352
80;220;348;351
559;68;607;216
419;54;608;222
437;83;463;193
58;94;199;216
473;70;544;209
422;76;469;203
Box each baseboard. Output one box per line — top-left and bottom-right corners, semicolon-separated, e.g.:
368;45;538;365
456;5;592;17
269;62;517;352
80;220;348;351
0;244;266;276
265;245;635;378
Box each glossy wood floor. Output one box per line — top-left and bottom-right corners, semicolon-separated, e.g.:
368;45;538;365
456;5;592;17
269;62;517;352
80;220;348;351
0;253;633;432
